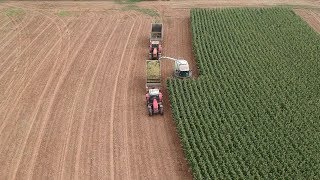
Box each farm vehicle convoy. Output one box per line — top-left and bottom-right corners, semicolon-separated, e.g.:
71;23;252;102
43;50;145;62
145;23;192;116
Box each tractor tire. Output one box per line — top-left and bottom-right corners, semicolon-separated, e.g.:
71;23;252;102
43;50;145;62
148;107;153;116
160;106;164;115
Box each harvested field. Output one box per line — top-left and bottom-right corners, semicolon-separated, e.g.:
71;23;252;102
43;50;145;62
296;9;320;32
0;2;194;180
0;1;320;179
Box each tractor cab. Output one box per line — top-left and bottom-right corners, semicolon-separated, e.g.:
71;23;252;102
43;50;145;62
149;41;162;60
146;88;163;116
150;41;159;48
147;89;162;103
174;60;192;78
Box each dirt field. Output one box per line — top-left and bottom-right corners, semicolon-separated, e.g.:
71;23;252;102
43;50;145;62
0;1;319;179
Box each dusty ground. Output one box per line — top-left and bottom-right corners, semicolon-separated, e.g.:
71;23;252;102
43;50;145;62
0;1;319;179
296;9;320;32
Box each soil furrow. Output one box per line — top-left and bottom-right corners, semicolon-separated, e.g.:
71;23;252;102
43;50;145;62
72;13;123;180
25;17;100;179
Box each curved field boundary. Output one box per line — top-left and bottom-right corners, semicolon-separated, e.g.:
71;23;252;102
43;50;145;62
296;9;320;32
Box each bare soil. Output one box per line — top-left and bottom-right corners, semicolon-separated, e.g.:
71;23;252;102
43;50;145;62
0;1;319;179
296;9;320;32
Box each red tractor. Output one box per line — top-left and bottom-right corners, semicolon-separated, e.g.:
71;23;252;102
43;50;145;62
145;88;163;116
149;41;162;60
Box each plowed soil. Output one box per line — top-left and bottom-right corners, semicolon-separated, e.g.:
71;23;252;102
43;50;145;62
0;1;319;179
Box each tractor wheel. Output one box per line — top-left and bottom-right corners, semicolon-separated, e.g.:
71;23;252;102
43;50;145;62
160;106;164;115
148;107;153;116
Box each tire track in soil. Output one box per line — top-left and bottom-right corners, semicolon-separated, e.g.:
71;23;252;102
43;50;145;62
121;13;148;179
0;22;61;110
25;15;100;179
2;8;93;178
0;19;19;41
13;3;72;56
0;34;61;180
57;14;117;180
112;12;142;180
6;6;72;179
3;5;67;78
309;11;320;32
0;2;72;76
0;6;71;178
0;13;34;104
0;18;52;81
12;15;94;180
0;18;75;131
8;35;62;180
0;21;58;135
0;7;60;104
23;16;79;180
0;16;40;70
0;16;10;29
74;13;136;179
126;32;145;179
0;29;60;139
108;14;137;180
72;13;123;180
0;17;48;106
0;19;73;111
295;9;320;32
0;13;36;56
0;11;32;49
36;14;105;179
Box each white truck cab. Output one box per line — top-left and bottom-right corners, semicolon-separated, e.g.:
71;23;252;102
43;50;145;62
174;60;192;78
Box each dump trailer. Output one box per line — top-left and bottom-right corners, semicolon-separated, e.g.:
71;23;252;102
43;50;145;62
150;23;163;41
149;23;163;60
146;60;163;116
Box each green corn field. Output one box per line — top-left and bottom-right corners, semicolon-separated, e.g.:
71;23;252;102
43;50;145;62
167;7;320;179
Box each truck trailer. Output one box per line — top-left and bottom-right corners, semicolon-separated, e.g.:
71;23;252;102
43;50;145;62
145;60;163;116
149;23;163;60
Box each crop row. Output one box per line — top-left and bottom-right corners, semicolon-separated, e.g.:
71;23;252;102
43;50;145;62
167;7;320;179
